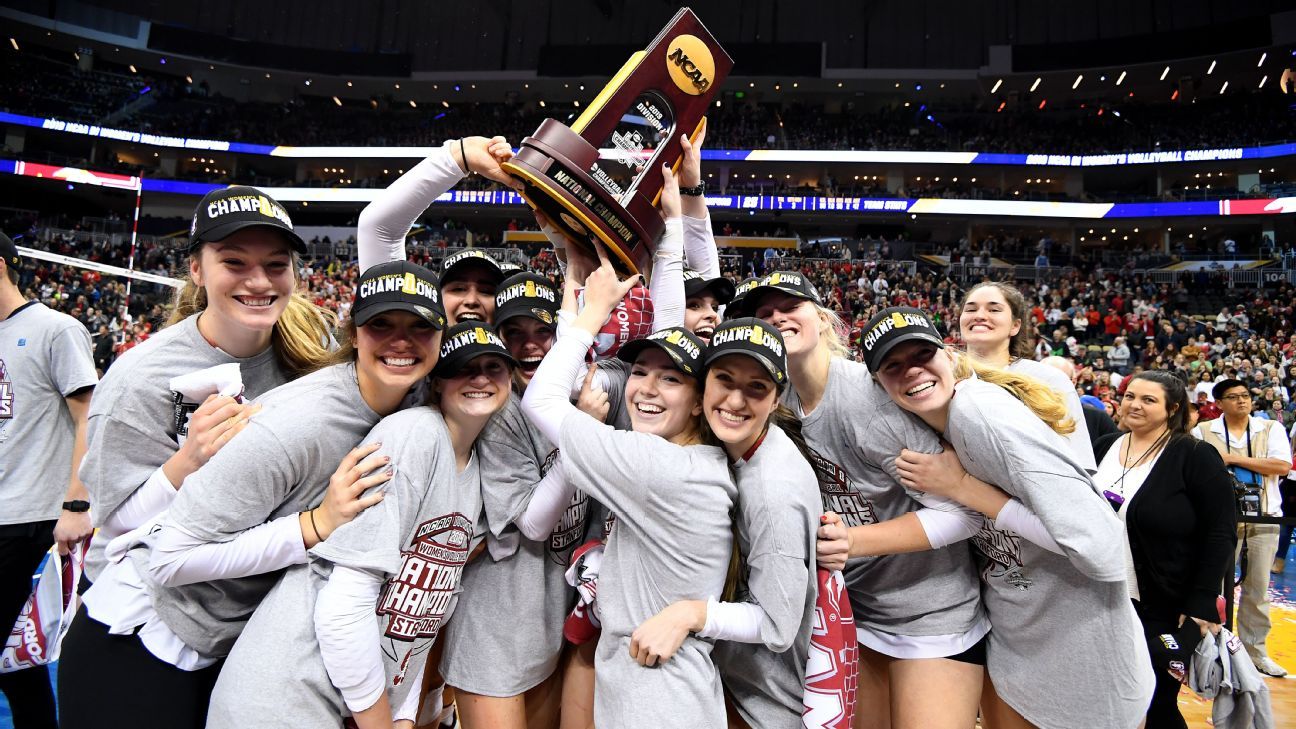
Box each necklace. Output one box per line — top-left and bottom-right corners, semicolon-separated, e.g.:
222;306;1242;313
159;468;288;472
1112;428;1170;498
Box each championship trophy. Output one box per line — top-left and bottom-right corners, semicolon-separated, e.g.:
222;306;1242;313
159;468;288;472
503;8;733;275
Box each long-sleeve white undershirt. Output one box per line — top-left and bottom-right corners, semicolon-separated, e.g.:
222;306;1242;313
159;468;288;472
357;144;465;273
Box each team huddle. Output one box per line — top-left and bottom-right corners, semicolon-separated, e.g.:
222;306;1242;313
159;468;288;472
5;130;1244;729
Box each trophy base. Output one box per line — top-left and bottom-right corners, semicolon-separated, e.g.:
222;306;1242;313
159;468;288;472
503;120;659;276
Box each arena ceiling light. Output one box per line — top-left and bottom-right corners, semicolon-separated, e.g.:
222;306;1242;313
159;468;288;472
1220;81;1229;94
1030;77;1041;92
1207;60;1217;74
1259;74;1269;89
1072;74;1083;89
9;38;18;51
332;96;342;106
1259;52;1268;67
990;79;1003;93
1160;66;1170;81
1116;71;1126;86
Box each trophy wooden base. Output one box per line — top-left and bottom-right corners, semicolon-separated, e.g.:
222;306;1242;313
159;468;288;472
503;120;659;276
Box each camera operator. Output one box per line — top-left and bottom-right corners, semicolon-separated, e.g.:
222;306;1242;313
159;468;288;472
1193;377;1294;678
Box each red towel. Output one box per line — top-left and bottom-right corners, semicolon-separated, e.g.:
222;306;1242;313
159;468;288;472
802;568;858;729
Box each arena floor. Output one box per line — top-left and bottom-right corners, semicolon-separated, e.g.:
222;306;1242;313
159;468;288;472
4;563;1295;728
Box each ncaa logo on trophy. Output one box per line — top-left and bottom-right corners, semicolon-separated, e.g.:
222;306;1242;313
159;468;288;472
502;8;733;275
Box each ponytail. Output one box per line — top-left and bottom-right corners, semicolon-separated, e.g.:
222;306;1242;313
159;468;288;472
951;352;1075;436
166;256;338;379
271;294;338;378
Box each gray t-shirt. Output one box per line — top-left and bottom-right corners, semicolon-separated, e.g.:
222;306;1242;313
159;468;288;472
129;362;380;657
945;378;1153;729
80;314;287;579
0;302;97;526
207;408;482;728
560;414;736;729
1007;357;1096;472
439;394;583;695
786;357;983;637
713;425;820;729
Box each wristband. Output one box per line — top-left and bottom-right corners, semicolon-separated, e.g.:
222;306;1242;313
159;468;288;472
62;500;90;513
459;138;472;175
678;181;706;196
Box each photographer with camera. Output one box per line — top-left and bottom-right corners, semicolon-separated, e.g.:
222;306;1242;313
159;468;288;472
1194;377;1294;678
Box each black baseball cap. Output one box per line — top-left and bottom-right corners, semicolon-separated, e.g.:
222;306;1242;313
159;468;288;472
433;321;517;378
0;231;19;272
188;186;305;254
729;270;823;316
860;307;946;373
352;261;446;329
493;273;560;328
704;318;788;389
616;327;706;377
442;249;505;285
1212;378;1249;400
683;270;736;305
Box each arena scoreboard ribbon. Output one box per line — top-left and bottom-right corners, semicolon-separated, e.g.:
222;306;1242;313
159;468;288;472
502;8;733;275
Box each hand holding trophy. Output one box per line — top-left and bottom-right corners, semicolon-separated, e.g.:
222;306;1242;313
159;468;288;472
503;8;732;277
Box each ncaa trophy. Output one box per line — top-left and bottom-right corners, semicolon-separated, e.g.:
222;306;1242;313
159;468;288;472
502;8;733;275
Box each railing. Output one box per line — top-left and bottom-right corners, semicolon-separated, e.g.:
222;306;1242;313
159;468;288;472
945;260;1296;287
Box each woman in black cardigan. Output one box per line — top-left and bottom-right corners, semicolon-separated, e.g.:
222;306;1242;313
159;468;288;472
1095;370;1237;729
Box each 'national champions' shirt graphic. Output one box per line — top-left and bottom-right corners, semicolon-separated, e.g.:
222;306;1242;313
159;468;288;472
379;512;473;684
542;448;589;563
971;524;1032;590
0;359;12;443
808;448;877;527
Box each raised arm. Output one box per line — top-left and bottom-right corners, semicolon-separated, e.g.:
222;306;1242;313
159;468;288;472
357;137;517;273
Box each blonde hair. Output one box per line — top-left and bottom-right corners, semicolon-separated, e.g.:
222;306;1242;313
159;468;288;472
167;260;337;379
951;351;1075;436
816;304;851;359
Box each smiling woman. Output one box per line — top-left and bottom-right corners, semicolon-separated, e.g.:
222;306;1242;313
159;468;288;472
56;187;369;729
858;305;1155;729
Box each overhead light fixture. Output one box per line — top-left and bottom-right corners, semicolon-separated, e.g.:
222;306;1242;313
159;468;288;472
539;100;546;107
1220;81;1229;94
1038;98;1047;109
1207;60;1217;75
332;96;342;106
129;64;137;73
990;78;1003;93
409;100;417;108
1030;77;1041;92
1259;75;1269;89
347;81;353;87
1116;71;1126;85
9;38;18;51
185;75;193;84
1160;66;1170;81
1259;52;1268;67
1072;74;1083;89
441;100;449;108
304;79;312;86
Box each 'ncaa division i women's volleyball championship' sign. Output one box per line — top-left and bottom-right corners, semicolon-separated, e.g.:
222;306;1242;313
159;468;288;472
503;8;733;275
